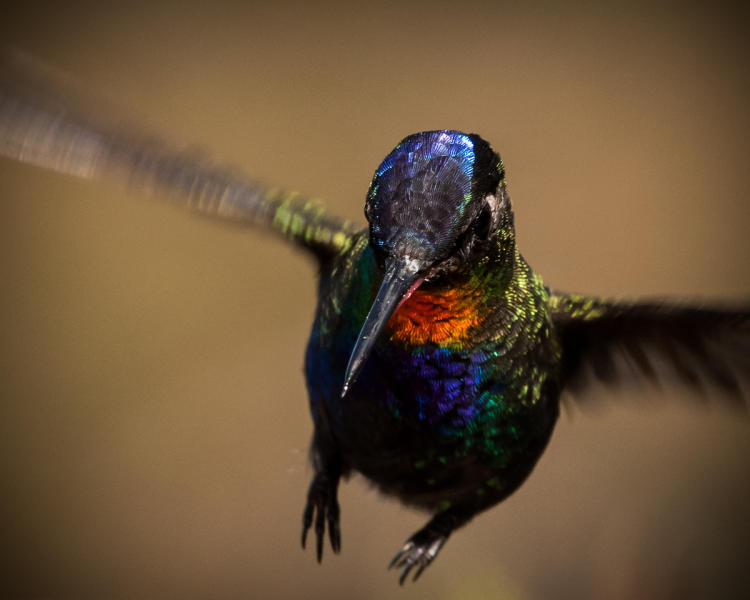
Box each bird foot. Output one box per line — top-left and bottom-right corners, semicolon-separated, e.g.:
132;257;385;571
301;472;340;562
388;531;447;584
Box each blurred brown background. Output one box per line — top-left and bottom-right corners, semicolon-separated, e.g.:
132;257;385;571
1;1;749;598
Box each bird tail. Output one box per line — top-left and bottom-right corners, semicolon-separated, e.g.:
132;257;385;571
0;51;358;258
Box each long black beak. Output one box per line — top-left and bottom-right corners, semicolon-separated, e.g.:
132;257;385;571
341;258;423;398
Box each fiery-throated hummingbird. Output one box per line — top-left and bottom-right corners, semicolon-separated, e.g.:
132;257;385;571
1;58;748;584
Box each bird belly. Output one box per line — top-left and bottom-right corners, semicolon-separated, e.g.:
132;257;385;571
306;332;558;511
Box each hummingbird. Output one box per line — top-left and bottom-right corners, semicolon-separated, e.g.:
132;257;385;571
1;57;748;584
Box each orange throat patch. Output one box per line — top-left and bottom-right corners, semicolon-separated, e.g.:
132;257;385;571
387;285;483;346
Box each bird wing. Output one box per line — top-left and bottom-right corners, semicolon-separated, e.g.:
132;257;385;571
549;292;750;408
0;52;358;259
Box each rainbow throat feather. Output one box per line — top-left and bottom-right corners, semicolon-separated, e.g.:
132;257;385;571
386;282;485;347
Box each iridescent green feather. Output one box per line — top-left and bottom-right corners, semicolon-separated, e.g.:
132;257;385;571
0;54;359;259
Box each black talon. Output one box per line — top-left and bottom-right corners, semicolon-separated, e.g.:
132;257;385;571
412;562;428;582
328;502;341;553
315;502;325;562
399;564;412;586
301;503;314;549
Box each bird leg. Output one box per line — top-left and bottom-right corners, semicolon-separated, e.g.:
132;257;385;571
389;508;469;584
301;466;341;562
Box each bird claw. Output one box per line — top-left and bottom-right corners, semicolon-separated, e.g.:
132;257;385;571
388;535;446;584
301;473;340;562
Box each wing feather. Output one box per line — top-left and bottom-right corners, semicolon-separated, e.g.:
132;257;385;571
0;52;358;259
551;293;750;407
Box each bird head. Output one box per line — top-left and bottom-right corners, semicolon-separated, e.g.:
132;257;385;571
342;130;508;396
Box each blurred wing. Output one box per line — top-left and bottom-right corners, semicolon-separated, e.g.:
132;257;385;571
550;293;750;408
0;52;358;258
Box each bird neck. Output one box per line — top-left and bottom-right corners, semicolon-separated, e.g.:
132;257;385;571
385;208;520;348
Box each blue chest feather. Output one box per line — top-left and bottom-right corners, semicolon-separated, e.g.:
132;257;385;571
305;320;496;434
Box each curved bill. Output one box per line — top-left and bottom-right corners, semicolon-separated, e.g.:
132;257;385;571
341;258;424;398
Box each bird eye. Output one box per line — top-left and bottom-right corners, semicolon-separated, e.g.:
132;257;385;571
474;203;492;240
